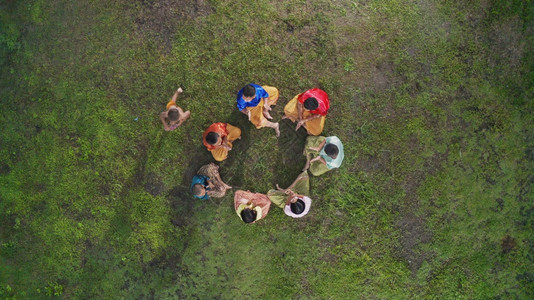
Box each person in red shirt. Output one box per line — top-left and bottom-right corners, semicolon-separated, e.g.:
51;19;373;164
202;122;241;161
283;88;330;136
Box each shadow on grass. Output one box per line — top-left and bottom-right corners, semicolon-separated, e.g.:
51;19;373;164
274;119;309;187
170;141;213;227
217;109;252;189
165;109;252;219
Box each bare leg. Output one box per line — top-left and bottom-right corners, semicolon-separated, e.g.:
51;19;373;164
264;121;280;137
216;174;232;190
263;108;273;120
286;172;307;190
209;165;231;190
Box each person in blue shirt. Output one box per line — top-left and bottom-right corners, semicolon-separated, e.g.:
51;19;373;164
191;164;232;200
236;83;280;137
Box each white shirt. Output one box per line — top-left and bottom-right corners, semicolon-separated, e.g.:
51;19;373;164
284;196;312;218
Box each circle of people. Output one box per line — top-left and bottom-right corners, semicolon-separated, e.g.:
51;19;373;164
160;84;344;224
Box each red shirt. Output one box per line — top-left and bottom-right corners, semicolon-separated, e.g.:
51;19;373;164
203;123;228;150
297;88;330;116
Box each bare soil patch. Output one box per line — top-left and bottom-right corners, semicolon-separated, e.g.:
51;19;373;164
396;151;446;274
501;235;517;254
0;162;11;175
134;0;212;51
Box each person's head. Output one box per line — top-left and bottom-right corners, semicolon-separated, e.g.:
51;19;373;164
192;183;206;197
290;199;306;215
303;97;319;110
205;132;220;145
167;107;180;121
241;208;257;224
242;84;256;102
324;144;339;159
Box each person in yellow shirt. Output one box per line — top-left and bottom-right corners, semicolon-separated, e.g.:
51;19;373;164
234;190;271;224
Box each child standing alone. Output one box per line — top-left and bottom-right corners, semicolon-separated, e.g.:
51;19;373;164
160;87;191;131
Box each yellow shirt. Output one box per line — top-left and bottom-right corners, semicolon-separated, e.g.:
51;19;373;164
236;203;262;222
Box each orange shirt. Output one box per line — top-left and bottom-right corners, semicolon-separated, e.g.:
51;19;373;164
166;100;176;110
202;123;228;150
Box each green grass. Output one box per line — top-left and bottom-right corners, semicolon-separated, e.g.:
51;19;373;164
0;0;532;298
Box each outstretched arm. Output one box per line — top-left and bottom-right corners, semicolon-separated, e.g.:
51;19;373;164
286;193;305;205
310;156;327;165
240;108;251;120
304;155;325;171
286;173;307;191
296;114;322;130
221;135;232;150
301;113;322;122
297;101;303;121
276;179;299;193
308;139;327;152
275;184;290;193
170;87;183;103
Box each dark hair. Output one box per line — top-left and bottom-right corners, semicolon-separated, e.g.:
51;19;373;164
290;199;305;215
241;208;257;223
192;183;204;196
168;108;180;121
205;132;219;145
324;144;339;158
243;85;256;98
303;97;319;110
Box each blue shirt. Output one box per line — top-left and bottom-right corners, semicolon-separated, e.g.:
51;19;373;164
319;136;344;169
236;83;269;111
191;175;210;200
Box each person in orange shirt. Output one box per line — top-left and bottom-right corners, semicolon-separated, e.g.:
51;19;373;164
159;88;191;131
202;122;241;161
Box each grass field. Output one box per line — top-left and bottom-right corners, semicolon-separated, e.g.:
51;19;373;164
0;0;532;298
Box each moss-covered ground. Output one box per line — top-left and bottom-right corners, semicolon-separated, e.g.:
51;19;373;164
0;0;532;298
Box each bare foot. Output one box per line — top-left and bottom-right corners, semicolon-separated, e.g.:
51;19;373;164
264;110;273;120
274;123;280;137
